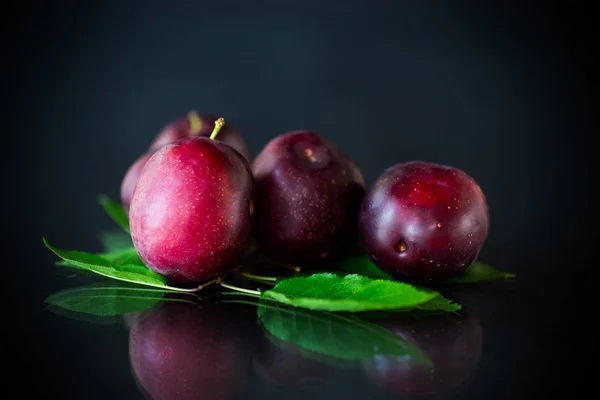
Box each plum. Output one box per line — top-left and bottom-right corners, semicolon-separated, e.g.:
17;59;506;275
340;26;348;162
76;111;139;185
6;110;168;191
120;153;152;212
129;119;254;283
120;112;249;212
251;131;365;265
149;111;250;160
358;161;489;283
129;300;256;400
362;309;482;396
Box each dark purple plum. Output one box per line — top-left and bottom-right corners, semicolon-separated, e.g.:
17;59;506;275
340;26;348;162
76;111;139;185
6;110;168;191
149;111;250;160
362;309;482;396
252;131;365;265
359;161;489;283
129;301;255;400
129;119;254;283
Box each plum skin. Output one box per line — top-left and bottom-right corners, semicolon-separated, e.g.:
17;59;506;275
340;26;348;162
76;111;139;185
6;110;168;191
129;301;254;400
362;310;482;396
129;137;254;283
252;130;366;265
149;112;250;160
358;161;489;283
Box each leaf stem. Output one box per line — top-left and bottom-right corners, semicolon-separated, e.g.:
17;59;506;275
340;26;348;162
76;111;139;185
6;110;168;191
165;276;222;293
218;281;261;297
241;272;277;284
220;291;263;298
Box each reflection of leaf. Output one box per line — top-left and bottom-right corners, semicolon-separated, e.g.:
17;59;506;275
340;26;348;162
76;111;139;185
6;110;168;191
98;195;130;233
262;330;358;369
257;301;432;367
46;305;125;325
98;230;133;252
448;262;516;283
45;282;165;316
261;273;437;312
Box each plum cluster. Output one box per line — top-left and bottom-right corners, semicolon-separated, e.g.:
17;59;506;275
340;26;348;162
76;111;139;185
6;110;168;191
122;112;489;284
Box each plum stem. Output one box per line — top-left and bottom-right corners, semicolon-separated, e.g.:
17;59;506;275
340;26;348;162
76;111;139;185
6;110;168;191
218;281;261;296
187;111;202;136
241;272;277;284
209;117;225;140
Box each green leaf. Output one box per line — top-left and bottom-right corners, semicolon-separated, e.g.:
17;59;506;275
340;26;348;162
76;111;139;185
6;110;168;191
339;255;515;284
448;261;516;283
100;247;144;267
55;246;143;269
257;301;431;366
98;230;133;252
45;282;166;316
44;238;168;289
261;273;438;312
416;295;461;311
338;255;393;280
98;195;130;233
342;294;460;319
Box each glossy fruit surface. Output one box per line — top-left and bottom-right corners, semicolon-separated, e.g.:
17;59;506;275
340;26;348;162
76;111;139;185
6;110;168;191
149;111;250;160
358;161;489;283
129;134;253;283
129;301;255;400
120;153;152;212
362;309;482;396
252;131;365;265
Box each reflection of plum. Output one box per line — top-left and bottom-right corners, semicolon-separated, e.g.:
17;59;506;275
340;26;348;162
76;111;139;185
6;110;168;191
362;310;482;396
254;333;338;389
129;301;256;400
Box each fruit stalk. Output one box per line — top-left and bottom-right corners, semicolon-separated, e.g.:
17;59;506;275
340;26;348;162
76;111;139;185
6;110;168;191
187;111;202;136
209;117;225;140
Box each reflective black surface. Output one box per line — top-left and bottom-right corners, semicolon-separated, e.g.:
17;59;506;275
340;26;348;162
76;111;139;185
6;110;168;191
6;1;594;398
29;277;586;399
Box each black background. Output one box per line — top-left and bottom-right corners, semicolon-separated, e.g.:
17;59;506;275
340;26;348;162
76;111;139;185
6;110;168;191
3;1;596;398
